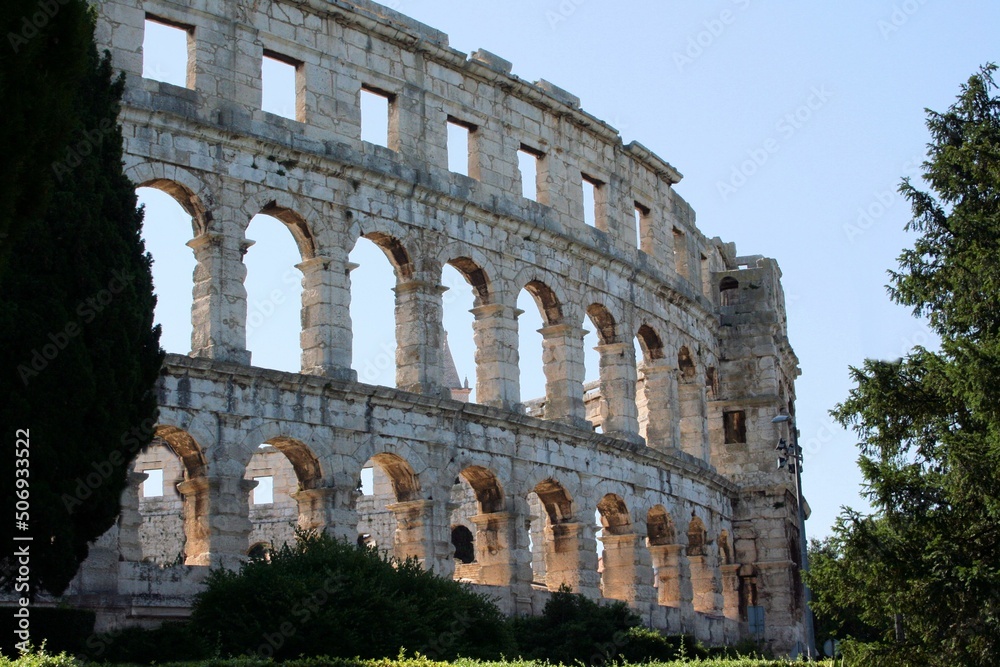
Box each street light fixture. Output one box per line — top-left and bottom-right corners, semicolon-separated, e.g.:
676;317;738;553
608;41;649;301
771;413;817;659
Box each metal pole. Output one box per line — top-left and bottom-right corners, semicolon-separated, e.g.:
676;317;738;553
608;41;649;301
791;424;818;659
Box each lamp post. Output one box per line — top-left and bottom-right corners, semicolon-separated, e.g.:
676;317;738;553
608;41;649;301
772;414;817;659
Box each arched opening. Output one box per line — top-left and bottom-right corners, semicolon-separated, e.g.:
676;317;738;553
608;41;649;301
646;505;675;547
136;185;200;355
356;452;422;562
350;233;412;387
450;466;509;584
248;542;273;562
451;525;475;565
583;304;617;433
677;345;707;460
687;514;721;614
687;515;707;557
719;276;740;307
243;207;312;373
526;478;578;591
517;280;563;415
131;426;208;565
635;324;667;445
243;436;322;551
646;505;683;608
595;493;634;599
442;258;489;403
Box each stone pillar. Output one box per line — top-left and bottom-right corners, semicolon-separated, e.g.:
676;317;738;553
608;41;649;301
387;499;452;578
394;279;447;396
649;544;694;617
721;563;741;621
292;483;359;541
690;553;723;615
177;475;253;570
596;342;641;441
678;372;709;461
640;360;680;451
471;303;522;410
599;533;655;607
543;521;600;598
187;232;251;365
539;324;588;428
470;511;517;586
298;255;356;381
118;471;147;562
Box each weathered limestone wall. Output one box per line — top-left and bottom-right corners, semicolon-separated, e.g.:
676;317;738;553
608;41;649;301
59;0;807;655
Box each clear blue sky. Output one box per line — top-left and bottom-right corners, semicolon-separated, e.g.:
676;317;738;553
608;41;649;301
139;1;1000;540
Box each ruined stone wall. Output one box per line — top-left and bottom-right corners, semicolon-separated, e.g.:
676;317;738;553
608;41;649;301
63;0;807;654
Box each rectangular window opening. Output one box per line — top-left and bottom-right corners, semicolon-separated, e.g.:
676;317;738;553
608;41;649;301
581;173;602;228
360;86;393;148
142;16;191;88
723;410;747;444
262;51;300;121
252;475;274;505
518;145;542;201
635;202;651;251
141;468;164;498
447;117;476;177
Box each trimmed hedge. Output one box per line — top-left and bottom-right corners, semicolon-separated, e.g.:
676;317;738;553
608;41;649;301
0;648;839;667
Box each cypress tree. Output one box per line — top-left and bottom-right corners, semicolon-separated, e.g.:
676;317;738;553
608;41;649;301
1;1;163;595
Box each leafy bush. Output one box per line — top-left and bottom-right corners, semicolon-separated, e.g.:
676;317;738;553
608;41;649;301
189;532;515;661
616;626;709;663
509;586;641;664
94;621;211;663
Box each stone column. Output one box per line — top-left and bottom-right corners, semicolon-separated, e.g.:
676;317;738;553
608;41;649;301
470;511;517;586
387;499;452;578
291;483;359;541
599;533;655;607
298;255;356;381
678;372;709;461
640;360;680;451
177;475;253;570
394;279;447;396
596;342;641;441
187;232;251;365
721;563;741;621
690;553;723;615
543;521;601;598
118;471;147;562
649;544;694;617
471;303;522;410
539;324;588;427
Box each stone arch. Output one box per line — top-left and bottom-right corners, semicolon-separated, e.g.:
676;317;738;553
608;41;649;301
686;515;708;557
596;493;632;536
368;452;421;502
129;425;210;565
152;425;208;479
347;215;416;280
459;465;505;513
677;345;697;380
636;324;666;362
646;505;676;546
523;279;563;326
125;162;213;235
262;436;323;491
435;244;499;304
585;303;618;345
532;477;574;523
248;198;318;260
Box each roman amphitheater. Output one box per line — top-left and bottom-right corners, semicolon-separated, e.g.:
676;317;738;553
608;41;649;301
67;0;807;655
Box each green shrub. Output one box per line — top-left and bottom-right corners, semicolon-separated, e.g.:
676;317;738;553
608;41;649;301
615;626;709;663
189;532;515;661
92;621;211;663
509;586;641;665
